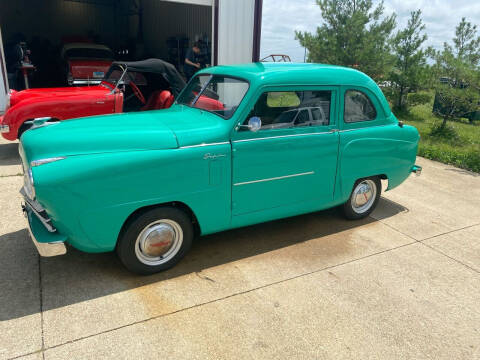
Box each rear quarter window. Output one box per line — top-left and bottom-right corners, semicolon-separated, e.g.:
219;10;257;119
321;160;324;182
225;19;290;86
344;90;377;123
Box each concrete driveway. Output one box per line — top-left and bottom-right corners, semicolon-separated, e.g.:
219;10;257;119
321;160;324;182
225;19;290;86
1;136;479;360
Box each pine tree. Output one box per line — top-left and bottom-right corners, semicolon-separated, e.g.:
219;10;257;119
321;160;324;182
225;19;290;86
389;10;428;110
295;0;396;81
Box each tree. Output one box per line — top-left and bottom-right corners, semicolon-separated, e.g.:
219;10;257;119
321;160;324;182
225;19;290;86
295;0;396;81
389;10;428;110
431;48;480;130
453;17;480;65
431;18;480;129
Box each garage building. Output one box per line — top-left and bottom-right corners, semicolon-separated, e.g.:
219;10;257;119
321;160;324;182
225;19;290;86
0;0;263;112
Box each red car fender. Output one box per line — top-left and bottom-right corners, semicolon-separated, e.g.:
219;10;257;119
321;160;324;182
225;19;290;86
1;86;116;140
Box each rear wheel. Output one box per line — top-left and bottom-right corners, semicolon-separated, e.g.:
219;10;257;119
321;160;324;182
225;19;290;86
117;207;193;275
343;177;381;220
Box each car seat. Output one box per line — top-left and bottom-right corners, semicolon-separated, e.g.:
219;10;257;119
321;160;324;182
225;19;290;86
141;90;174;111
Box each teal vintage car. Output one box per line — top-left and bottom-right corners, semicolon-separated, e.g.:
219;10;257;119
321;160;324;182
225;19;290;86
20;63;421;274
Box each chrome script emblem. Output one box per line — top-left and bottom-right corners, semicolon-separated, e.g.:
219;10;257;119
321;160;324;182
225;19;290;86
203;153;226;160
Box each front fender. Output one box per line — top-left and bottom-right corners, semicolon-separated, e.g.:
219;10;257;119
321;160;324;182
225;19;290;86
2;99;68;139
33;146;232;252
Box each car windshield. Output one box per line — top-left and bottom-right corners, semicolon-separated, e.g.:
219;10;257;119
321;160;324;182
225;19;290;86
104;68;147;86
176;74;249;119
65;48;114;60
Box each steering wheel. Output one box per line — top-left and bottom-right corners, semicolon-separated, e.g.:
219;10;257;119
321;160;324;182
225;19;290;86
129;81;146;104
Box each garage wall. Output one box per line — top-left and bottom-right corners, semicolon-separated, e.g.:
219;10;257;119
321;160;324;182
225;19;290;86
142;0;212;60
0;28;7;112
0;0;117;47
217;0;255;65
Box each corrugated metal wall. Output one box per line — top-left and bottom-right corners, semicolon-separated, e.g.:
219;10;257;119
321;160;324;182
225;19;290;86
0;0;256;92
217;0;255;65
0;0;117;46
142;0;212;60
0;0;212;61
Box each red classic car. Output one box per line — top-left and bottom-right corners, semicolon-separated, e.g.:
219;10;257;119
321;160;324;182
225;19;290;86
0;59;202;140
61;43;114;85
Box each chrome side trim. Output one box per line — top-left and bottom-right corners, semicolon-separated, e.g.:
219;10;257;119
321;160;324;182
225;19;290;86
233;131;331;143
180;142;230;149
31;157;66;167
338;124;392;133
234;171;314;186
72;79;102;85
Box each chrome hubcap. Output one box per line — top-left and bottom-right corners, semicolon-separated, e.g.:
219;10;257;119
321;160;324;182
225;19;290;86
352;180;376;214
135;219;183;265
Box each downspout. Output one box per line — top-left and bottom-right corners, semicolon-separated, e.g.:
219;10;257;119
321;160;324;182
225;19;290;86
252;0;263;62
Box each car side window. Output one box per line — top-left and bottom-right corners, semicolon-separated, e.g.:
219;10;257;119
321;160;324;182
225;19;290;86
245;90;331;130
344;90;377;123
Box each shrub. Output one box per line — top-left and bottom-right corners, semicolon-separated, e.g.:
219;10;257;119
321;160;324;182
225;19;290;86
407;92;431;107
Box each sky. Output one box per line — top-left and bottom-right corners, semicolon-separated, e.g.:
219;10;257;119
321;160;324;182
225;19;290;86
260;0;480;62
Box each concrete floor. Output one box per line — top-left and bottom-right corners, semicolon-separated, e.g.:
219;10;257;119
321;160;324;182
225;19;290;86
0;136;479;360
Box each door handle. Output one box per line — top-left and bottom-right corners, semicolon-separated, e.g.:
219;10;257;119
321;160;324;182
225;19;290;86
96;101;105;104
330;128;339;132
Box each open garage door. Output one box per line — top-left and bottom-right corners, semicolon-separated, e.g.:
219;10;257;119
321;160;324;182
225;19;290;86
0;0;262;93
0;0;214;90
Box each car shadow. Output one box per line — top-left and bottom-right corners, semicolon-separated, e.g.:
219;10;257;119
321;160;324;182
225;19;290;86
0;142;21;166
0;198;408;321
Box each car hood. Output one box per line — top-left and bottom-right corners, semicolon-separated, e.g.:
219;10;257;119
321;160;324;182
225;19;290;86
11;85;110;105
20;105;227;161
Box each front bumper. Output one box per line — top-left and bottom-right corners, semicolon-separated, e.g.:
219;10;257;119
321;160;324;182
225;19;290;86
411;164;422;176
22;195;67;257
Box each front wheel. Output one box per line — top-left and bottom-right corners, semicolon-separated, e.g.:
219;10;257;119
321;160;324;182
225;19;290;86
117;207;193;275
17;122;33;139
343;177;381;220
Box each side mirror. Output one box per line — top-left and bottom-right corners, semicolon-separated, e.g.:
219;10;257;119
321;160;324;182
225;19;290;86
238;116;262;132
248;117;262;132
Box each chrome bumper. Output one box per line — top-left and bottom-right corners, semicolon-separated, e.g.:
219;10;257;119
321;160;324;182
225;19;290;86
0;124;9;133
70;79;102;86
21;196;67;257
411;164;422;176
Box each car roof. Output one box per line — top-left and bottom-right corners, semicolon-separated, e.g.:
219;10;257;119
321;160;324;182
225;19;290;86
108;59;186;97
201;63;374;84
199;62;391;115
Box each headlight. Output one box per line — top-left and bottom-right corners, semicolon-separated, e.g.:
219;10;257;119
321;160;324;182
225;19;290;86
23;167;35;200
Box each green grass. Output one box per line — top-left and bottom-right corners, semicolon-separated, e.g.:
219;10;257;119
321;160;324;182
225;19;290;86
395;101;480;173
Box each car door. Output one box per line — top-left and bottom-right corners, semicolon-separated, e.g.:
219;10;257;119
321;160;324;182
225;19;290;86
231;86;340;218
